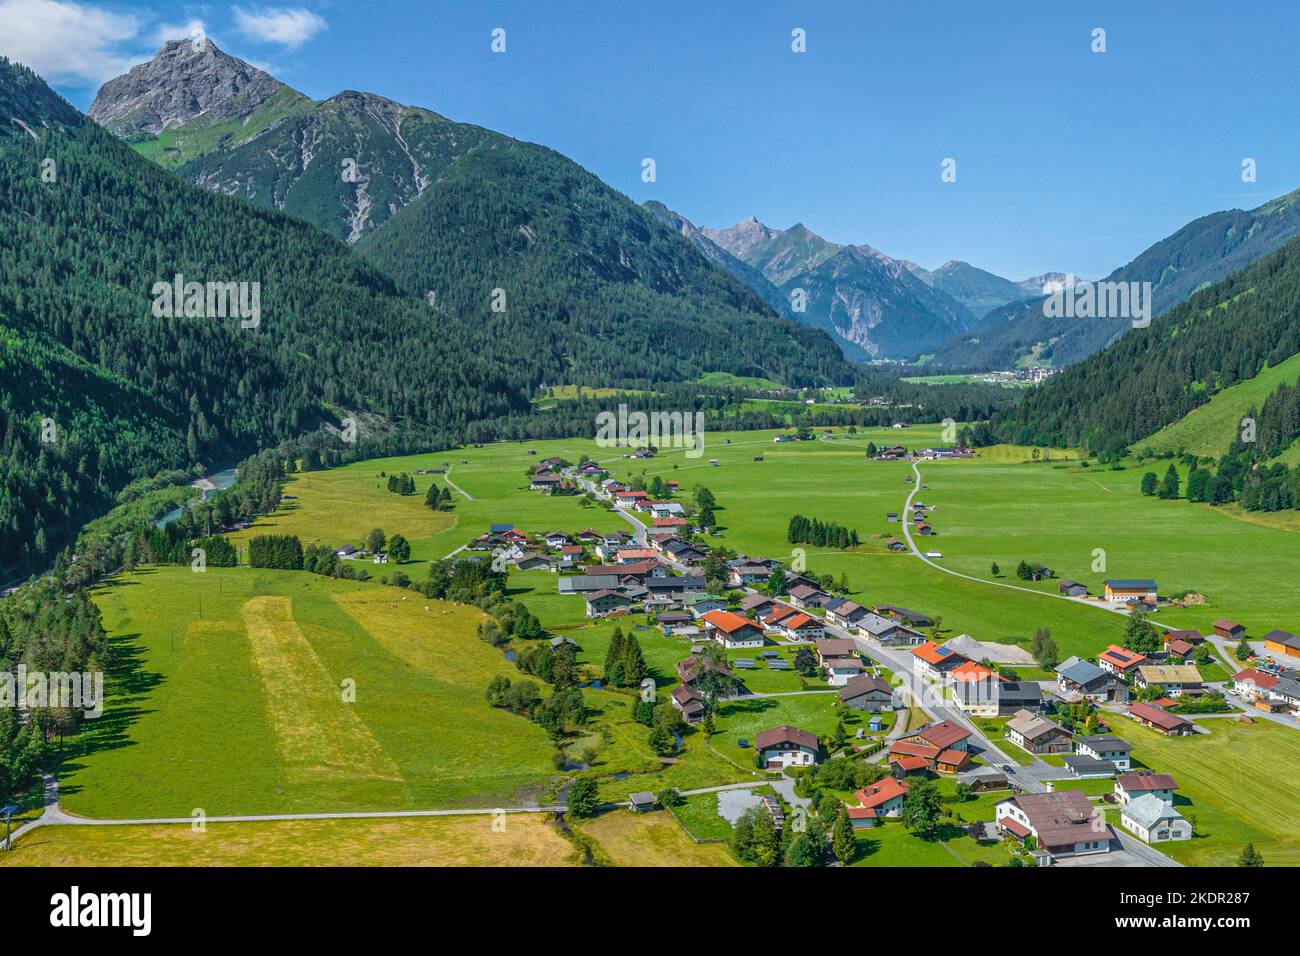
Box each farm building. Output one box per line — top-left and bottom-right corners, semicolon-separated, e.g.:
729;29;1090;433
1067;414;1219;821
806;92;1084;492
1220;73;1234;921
1263;629;1300;659
1126;702;1194;736
1103;579;1157;603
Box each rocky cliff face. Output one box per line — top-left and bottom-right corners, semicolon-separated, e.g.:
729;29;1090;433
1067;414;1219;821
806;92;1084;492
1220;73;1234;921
88;39;284;135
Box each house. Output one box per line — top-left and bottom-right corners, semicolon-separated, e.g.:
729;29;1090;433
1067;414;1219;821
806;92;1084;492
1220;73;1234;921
615;548;660;565
529;472;562;490
778;613;826;642
1213;619;1247;640
657;611;693;633
649;501;685;517
875;605;933;628
995;791;1113;862
1127;701;1194;736
823;598;870;630
754;726;820;769
652;517;689;532
886;538;907;553
953;677;1043;717
1060;755;1117;778
957;766;1009;792
1074;734;1133;771
1120;794;1192;844
915;522;934;536
838;674;894;712
335;544;359;559
687;594;729;618
853;777;909;820
1135;664;1203;698
1103;579;1157;603
1056;658;1125;703
676;654;735;691
700;610;765;649
514;553;552;571
576;528;602;543
1263;629;1300;659
728;565;771;587
1005;709;1073;754
1266;676;1300;716
901;720;973;753
762;604;799;629
814;638;858;668
643;575;706;598
584;589;634;618
1114;771;1179;806
1098;645;1147;680
1058;580;1088;597
739;593;777;618
788;584;830;609
372;552;389;565
543;531;573;549
1232;668;1279;701
671;686;706;723
858;613;925;646
557;574;622;595
911;641;968;681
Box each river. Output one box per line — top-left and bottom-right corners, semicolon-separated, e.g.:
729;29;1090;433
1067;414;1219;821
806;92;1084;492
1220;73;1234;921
156;467;240;528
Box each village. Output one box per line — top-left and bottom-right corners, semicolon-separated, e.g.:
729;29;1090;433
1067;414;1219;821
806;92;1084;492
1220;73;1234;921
455;450;1300;867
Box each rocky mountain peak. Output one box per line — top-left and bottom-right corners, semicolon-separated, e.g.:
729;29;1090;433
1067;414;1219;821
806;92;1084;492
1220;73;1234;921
88;39;287;135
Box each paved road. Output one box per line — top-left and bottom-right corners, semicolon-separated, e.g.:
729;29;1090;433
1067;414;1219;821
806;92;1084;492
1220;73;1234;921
575;473;647;544
443;466;474;501
901;462;1134;620
4;772;565;848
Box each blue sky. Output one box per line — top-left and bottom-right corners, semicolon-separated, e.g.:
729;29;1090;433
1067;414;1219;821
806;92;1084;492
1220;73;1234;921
5;0;1298;278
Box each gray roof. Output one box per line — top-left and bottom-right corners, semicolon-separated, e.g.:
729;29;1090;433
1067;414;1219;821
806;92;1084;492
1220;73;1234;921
1061;755;1117;775
1123;793;1185;830
1075;734;1132;752
1059;659;1107;686
558;575;621;593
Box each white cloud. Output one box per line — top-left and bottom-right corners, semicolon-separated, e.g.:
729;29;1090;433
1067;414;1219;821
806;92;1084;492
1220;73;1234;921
233;6;326;49
150;18;209;49
0;0;141;86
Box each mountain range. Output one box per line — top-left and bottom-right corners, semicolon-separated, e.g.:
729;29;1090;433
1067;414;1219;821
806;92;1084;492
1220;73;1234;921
647;207;1059;361
925;188;1300;370
91;42;1069;365
0;48;856;579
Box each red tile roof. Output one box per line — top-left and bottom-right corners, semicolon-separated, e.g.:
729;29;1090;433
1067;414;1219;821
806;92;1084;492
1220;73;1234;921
1128;701;1192;731
1000;816;1032;839
1116;772;1179;792
890;755;930;772
1233;668;1280;689
912;641;963;667
1099;644;1147;670
914;720;973;750
701;610;759;635
855;777;909;810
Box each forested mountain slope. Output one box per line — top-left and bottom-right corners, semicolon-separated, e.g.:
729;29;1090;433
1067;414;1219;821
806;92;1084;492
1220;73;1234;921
929;189;1300;370
355;141;852;387
0;57;525;577
994;237;1300;453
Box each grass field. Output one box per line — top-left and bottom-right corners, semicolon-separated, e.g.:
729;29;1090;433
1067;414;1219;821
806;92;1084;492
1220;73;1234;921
1111;714;1300;867
1133;351;1300;459
577;808;737;866
0;814;575;867
66;567;557;818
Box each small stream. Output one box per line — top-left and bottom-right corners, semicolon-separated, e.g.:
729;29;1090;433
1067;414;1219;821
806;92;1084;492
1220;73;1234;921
156;467;239;528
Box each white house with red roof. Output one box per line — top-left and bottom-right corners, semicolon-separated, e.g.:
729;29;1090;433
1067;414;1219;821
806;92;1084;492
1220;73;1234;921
701;610;765;649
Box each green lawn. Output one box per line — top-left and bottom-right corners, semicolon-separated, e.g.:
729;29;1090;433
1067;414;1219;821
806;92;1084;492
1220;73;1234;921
712;693;858;766
849;821;1009;867
670;791;741;843
1114;715;1300;866
66;567;558;817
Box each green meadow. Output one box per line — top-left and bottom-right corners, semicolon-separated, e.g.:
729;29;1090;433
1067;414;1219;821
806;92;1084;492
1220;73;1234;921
224;423;1300;663
68;567;558;818
1113;714;1300;867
